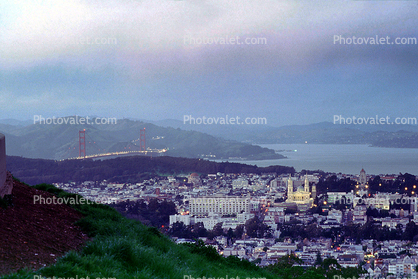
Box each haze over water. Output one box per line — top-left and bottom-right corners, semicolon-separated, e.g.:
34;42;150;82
224;144;418;175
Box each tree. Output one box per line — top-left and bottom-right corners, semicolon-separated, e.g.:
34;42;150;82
321;258;341;271
234;224;244;239
403;221;418;241
268;254;303;269
314;252;323;266
169;221;188;238
193;222;207;237
227;228;234;240
212;222;224;237
245;217;270;238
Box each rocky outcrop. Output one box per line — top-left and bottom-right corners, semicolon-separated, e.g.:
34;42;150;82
0;171;13;198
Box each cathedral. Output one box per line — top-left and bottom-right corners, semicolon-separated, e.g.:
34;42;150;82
356;168;369;197
286;175;316;208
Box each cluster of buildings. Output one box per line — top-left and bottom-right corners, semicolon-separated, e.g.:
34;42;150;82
53;169;418;278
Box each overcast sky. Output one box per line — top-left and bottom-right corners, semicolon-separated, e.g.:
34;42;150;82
1;0;417;126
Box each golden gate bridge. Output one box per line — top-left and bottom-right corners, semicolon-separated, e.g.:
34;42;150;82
61;128;167;160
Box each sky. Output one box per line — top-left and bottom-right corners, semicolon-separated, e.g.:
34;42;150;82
1;0;417;126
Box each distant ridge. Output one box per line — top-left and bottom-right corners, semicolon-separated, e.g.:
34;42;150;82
3;118;418;155
0;117;282;160
6;155;295;185
140;119;418;147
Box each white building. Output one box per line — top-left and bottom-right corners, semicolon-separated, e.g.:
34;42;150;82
222;247;246;257
192;212;255;230
189;196;250;216
327;209;343;223
266;207;285;223
232;178;249;189
169;214;191;226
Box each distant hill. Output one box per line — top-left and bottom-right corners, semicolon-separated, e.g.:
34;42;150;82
147;118;279;142
0;117;283;160
0;119;33;127
145;119;418;147
6;155;295;185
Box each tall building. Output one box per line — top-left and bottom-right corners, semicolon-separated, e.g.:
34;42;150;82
359;168;367;186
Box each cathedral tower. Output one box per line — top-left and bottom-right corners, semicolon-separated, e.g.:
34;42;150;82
304;175;309;193
287;175;293;201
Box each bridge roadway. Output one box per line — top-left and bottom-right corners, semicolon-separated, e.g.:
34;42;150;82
66;149;167;160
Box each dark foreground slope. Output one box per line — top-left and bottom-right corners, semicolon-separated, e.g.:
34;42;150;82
0;179;88;275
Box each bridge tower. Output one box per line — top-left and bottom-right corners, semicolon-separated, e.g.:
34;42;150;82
79;130;86;158
140;128;146;151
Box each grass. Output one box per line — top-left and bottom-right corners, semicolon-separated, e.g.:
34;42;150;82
1;183;276;279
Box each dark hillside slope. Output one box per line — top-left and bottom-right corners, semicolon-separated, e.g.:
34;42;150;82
6;155;295;185
0;179;88;275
